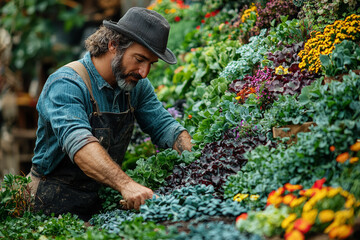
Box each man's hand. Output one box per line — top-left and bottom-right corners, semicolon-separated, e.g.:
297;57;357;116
119;180;154;210
173;130;192;154
74;142;154;210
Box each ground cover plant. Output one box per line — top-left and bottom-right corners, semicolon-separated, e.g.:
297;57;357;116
2;1;360;239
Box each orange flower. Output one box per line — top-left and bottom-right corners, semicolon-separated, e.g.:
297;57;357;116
350;142;360;152
283;194;296;205
329;225;353;239
329;145;335;152
293;218;312;234
236;213;248;222
284;183;303;192
285;230;305;240
188;114;192;119
336;152;350;163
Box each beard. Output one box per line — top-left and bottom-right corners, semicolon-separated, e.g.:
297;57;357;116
111;53;142;91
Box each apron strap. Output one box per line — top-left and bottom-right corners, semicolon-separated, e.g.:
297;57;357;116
65;61;100;114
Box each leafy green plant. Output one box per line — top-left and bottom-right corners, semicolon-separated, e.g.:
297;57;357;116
298;0;360;31
0;0;85;78
236;205;289;237
0;212;86;239
320;40;360;77
0;174;32;220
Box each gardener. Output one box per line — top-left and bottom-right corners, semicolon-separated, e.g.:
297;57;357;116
28;7;192;221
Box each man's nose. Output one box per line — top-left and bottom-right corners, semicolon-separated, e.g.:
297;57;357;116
138;64;151;79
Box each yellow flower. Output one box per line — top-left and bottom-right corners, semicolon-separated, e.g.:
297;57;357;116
302;209;318;224
318;209;335;223
345;196;356;208
282;213;298;229
233;193;249;202
324;220;341;233
250;194;260;201
290;197;307;208
350;157;359;164
327;187;341;198
303;201;313;212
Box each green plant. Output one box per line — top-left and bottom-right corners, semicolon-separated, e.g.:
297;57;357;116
0;0;85;79
298;0;360;31
0;174;32;220
236;205;289;237
320;40;360;77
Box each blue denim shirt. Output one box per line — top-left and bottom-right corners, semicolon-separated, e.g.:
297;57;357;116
32;52;186;175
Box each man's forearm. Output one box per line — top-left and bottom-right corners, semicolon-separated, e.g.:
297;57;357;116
73;142;131;192
173;130;192;154
73;141;154;210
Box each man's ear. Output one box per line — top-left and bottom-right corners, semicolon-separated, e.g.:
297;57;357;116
108;41;117;54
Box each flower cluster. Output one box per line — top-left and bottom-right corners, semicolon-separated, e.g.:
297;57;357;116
298;14;360;73
267;180;360;240
233;193;260;202
147;0;189;23
229;67;276;110
251;0;298;36
334;141;360;164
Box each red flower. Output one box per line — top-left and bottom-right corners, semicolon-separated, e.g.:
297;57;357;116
294;218;312;234
312;178;326;189
201;19;205;23
174;16;181;22
208;33;212;37
196;25;201;30
205;12;211;18
188;114;192;119
225;21;229;24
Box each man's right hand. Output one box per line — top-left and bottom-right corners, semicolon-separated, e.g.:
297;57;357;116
120;180;154;210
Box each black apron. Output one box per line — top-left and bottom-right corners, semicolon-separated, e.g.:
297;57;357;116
31;61;135;221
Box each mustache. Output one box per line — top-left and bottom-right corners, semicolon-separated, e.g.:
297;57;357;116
120;72;143;81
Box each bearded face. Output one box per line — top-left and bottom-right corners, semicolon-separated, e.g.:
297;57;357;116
111;52;142;91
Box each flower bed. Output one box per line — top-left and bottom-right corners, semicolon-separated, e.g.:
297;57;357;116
1;0;360;239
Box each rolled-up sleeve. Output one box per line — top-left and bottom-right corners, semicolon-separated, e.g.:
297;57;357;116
133;79;186;148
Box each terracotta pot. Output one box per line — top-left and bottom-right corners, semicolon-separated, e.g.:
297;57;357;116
272;122;317;144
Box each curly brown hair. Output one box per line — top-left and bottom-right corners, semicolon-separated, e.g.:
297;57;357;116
85;26;133;57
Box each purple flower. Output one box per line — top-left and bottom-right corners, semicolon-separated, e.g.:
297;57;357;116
167;107;181;119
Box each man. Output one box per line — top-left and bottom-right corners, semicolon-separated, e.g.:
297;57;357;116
29;7;192;221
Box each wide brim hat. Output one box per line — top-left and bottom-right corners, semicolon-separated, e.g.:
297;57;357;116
103;7;177;64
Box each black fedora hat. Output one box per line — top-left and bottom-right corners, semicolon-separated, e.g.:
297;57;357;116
103;7;177;64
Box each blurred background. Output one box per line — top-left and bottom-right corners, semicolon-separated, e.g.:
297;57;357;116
0;0;165;179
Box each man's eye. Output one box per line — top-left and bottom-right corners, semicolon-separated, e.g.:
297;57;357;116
136;58;143;63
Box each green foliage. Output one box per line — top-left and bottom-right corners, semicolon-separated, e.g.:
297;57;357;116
0;0;85;77
126;149;200;189
265;17;310;47
224;73;360;202
260;94;314;128
0;174;32;220
236;205;289;237
176;221;264;240
320;40;360;77
220;29;270;81
298;0;360;31
0;212;86;239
